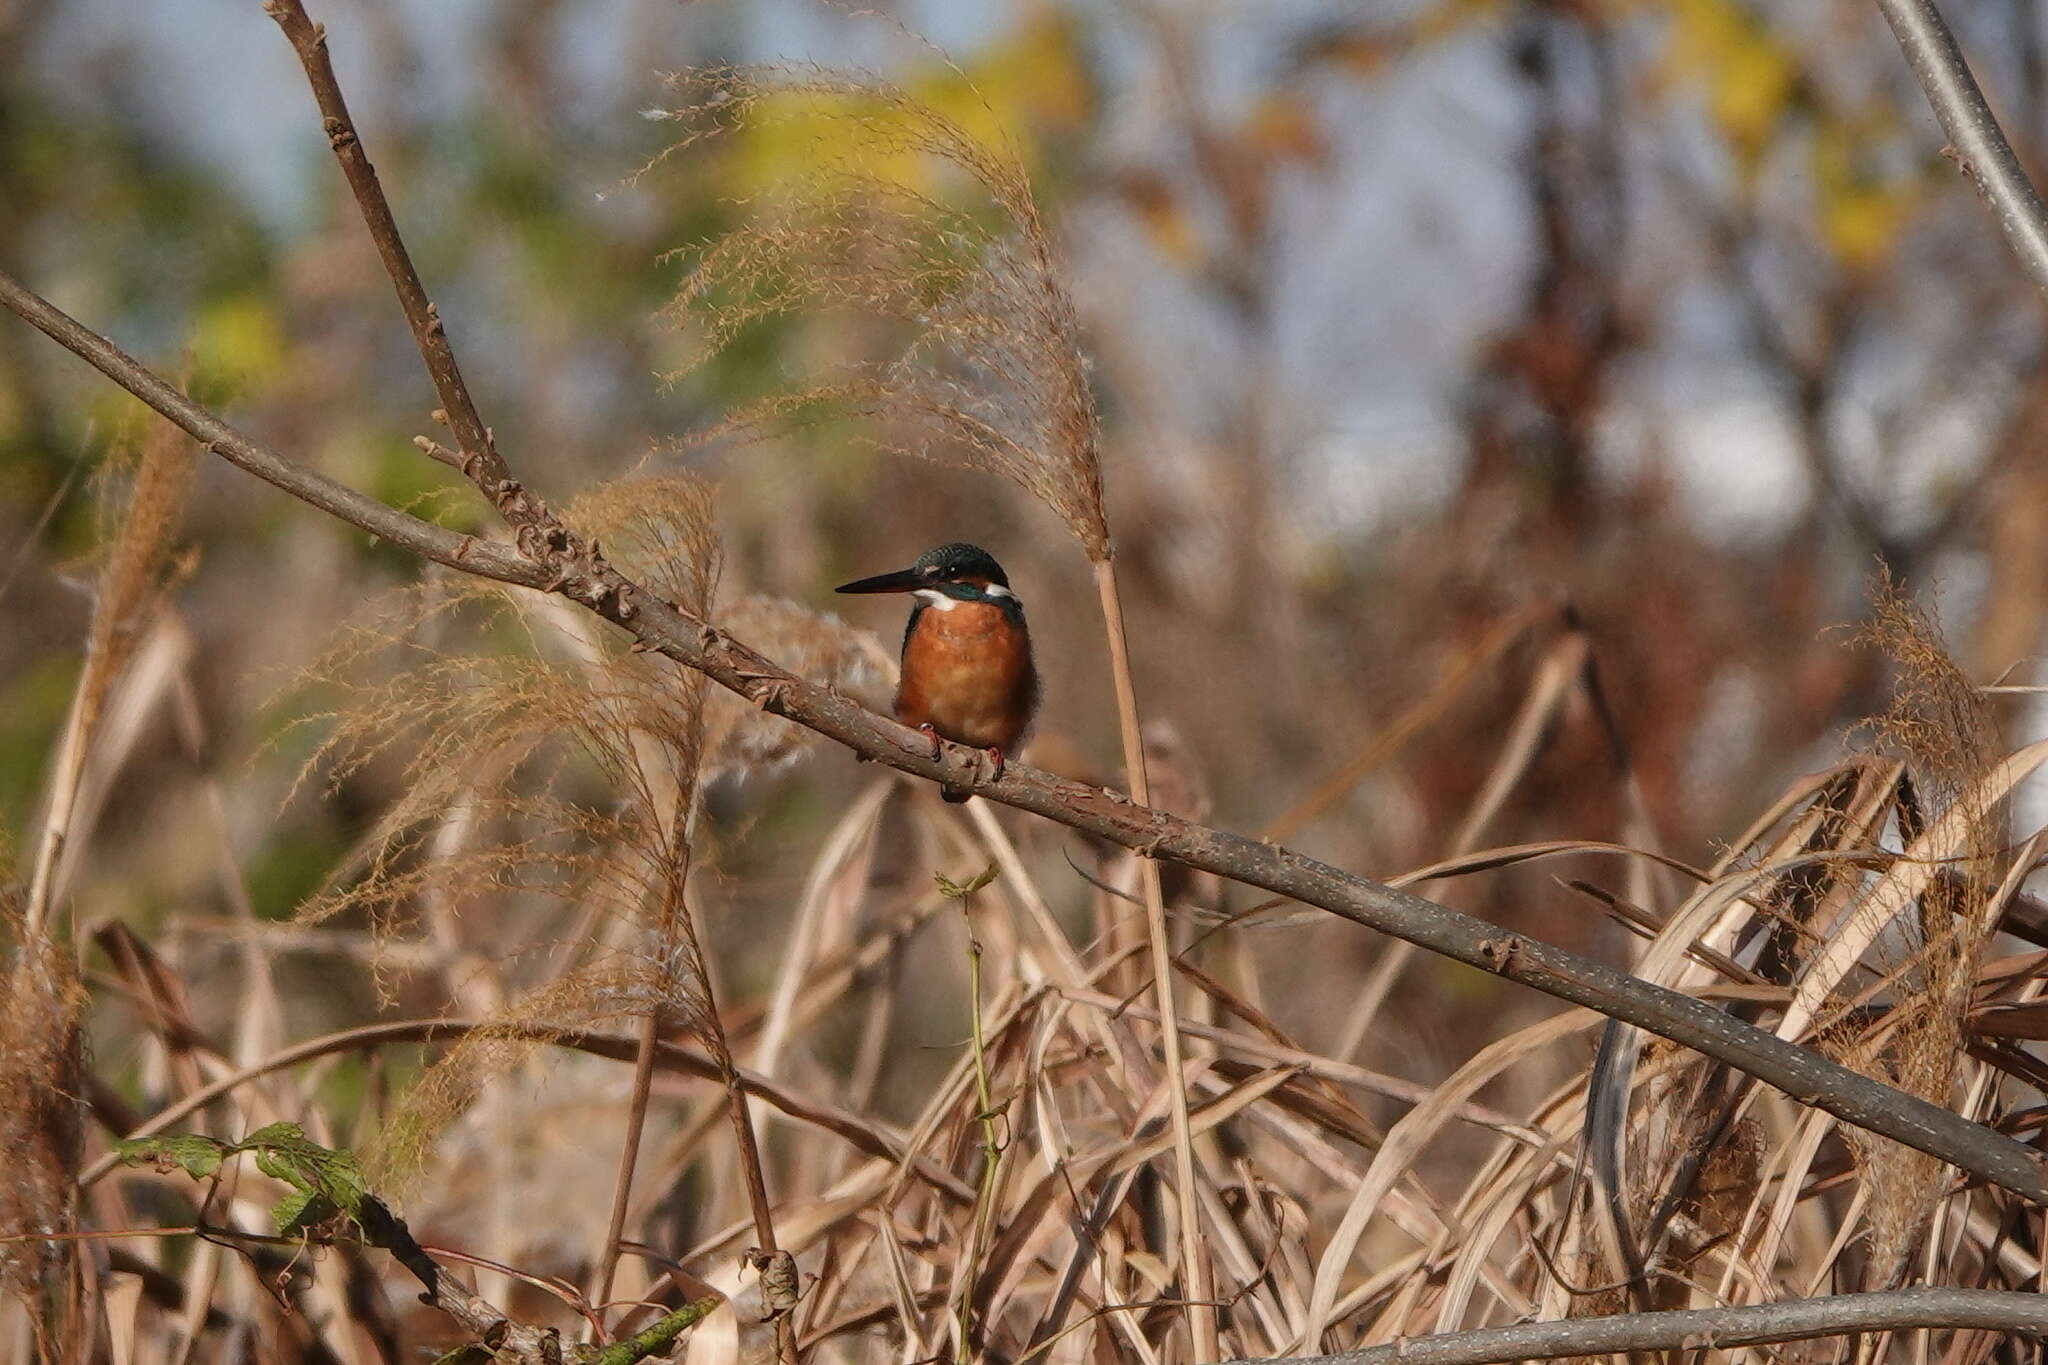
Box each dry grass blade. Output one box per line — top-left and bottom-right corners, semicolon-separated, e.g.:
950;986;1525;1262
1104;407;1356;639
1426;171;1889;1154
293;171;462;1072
6;423;193;1355
1300;1011;1593;1350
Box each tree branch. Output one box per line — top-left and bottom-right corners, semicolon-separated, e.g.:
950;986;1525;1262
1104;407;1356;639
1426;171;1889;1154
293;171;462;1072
1875;0;2048;303
1237;1286;2048;1365
261;0;588;584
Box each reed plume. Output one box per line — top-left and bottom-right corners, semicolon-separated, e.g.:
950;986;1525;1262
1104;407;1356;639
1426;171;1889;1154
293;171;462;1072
1836;573;2002;1286
0;879;85;1357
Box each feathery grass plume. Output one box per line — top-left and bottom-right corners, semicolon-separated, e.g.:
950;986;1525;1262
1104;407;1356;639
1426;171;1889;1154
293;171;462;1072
704;593;892;781
1836;572;2001;1284
292;474;724;1192
77;422;199;739
562;471;722;992
0;880;86;1350
289;585;636;992
567;472;721;625
655;65;1110;559
561;476;796;1329
290;475;722;972
26;424;197;935
365;965;651;1194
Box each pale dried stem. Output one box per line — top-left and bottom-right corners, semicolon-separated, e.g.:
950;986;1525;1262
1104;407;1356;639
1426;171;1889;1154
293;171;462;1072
22;688;89;941
1091;555;1215;1361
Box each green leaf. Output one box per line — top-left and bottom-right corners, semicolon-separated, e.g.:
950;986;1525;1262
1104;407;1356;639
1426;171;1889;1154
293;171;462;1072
244;1122;370;1226
114;1123;372;1235
270;1187;342;1237
111;1133;230;1181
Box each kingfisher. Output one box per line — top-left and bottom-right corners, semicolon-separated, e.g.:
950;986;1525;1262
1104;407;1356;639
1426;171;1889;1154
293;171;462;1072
836;542;1039;802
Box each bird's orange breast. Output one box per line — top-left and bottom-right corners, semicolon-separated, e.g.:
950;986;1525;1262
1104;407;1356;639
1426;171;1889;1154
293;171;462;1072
895;600;1037;752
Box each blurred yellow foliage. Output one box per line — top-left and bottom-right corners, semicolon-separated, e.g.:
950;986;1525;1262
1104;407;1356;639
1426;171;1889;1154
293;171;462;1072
1244;93;1325;164
727;13;1090;200
194;293;285;388
1413;0;1507;45
1661;0;1798;173
1813;116;1918;269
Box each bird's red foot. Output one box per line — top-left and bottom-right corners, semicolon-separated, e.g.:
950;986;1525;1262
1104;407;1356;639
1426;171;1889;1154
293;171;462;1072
984;747;1006;783
918;723;944;761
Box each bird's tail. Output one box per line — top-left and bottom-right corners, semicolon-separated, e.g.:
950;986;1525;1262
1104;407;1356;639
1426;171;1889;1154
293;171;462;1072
941;784;973;804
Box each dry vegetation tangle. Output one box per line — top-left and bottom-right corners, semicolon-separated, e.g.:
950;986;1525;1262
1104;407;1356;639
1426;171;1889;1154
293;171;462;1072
11;10;2048;1365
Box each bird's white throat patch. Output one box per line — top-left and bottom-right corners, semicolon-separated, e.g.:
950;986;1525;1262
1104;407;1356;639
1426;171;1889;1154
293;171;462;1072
915;583;1014;608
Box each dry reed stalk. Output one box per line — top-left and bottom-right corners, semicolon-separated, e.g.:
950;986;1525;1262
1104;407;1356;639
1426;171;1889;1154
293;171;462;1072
1089;556;1218;1359
24;256;2048;1273
556;480;801;1357
1828;579;2007;1288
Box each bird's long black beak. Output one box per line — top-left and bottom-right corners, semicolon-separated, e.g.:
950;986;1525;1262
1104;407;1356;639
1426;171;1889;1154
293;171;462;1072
835;565;928;594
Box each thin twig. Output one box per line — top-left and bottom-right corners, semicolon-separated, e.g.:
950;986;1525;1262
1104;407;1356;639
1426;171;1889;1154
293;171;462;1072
261;0;499;473
254;6;794;1354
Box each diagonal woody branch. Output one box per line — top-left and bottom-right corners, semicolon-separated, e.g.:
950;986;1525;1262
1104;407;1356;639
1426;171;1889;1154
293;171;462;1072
3;271;2046;1208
